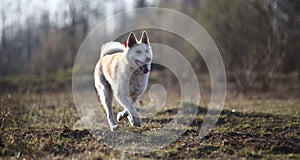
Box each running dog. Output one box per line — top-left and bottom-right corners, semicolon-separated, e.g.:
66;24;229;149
94;31;152;131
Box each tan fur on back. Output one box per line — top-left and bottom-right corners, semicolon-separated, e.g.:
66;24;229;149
101;53;122;79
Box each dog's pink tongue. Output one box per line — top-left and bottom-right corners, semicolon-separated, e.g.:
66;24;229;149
140;64;149;74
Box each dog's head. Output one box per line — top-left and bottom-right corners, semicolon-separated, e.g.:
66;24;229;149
126;31;153;74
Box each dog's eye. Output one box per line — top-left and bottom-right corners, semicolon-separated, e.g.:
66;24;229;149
136;50;142;54
145;50;148;53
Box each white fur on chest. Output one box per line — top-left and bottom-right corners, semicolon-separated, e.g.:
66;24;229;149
107;60;149;99
129;70;149;97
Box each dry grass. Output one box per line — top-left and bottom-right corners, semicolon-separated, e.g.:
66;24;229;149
0;90;299;159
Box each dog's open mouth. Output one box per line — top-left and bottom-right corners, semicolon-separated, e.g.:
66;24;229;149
135;60;149;74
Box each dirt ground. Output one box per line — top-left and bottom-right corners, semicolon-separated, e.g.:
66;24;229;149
0;91;299;159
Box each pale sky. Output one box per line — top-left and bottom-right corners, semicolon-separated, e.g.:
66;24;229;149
0;0;157;31
0;0;67;30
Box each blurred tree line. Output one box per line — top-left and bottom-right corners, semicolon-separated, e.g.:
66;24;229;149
196;0;300;92
162;0;300;93
0;0;299;93
0;0;104;75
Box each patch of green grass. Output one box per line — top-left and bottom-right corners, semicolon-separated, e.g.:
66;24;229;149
225;98;300;116
0;69;73;93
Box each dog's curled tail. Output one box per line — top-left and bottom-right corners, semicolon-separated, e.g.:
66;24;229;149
100;42;125;58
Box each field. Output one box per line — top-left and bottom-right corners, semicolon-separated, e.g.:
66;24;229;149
0;72;300;159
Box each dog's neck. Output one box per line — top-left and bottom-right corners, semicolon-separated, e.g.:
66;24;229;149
120;51;138;74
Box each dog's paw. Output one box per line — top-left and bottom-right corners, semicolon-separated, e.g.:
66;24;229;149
127;115;142;127
133;116;142;127
117;111;128;122
110;125;120;131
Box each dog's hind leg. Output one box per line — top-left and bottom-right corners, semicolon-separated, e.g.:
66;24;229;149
95;76;119;131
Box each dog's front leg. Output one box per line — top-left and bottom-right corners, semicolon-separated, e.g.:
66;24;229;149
114;93;142;127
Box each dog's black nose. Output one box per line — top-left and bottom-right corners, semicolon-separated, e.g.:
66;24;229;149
145;57;151;62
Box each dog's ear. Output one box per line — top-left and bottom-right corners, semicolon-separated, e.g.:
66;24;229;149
141;31;150;45
127;32;137;48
